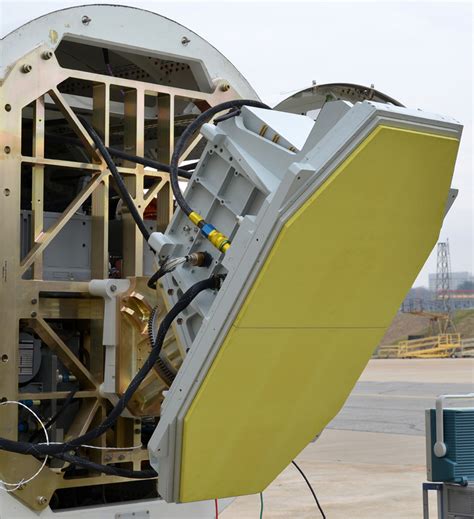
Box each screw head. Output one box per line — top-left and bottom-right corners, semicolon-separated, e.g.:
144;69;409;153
167;288;174;296
4;104;11;112
177;318;183;325
42;50;53;60
110;284;117;292
3;188;10;197
220;82;230;92
82;15;91;25
30;311;37;318
4;146;11;154
36;496;48;505
22;64;32;74
118;454;125;461
181;36;191;46
31;298;38;305
104;454;112;462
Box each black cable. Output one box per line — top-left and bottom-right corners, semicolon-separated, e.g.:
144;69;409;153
79;117;153;243
56;452;157;479
147;268;164;290
28;389;77;442
0;277;218;458
291;460;326;518
107;147;193;180
169;99;271;217
44;133;194;179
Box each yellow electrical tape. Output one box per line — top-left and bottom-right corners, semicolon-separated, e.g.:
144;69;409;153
189;211;203;226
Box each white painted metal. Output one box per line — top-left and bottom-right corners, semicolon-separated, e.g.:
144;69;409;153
0;5;257;100
147;100;462;502
89;279;130;397
0;491;233;518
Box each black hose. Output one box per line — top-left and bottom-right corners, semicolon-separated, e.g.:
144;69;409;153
169;99;271;217
56;452;157;479
79;117;152;243
147;268;164;290
0;277;218;457
107;147;193;180
44;133;194;179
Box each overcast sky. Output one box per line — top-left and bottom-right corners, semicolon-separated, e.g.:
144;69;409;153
1;0;472;286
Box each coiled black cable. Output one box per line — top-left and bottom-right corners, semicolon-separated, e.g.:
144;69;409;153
169;99;271;217
0;277;218;458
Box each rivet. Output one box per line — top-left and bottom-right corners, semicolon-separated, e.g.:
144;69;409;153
3;188;10;196
104;454;112;462
31;298;38;304
134;428;141;434
167;288;174;295
30;311;37;318
177;318;183;325
1;354;8;363
118;454;125;461
4;146;11;154
22;64;32;74
4;104;11;112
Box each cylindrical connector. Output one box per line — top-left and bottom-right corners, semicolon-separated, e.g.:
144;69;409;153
187;252;212;267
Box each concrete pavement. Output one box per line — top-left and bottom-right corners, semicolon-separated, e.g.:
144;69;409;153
223;359;474;518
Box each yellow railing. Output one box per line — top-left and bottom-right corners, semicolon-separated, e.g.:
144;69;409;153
375;334;467;359
397;333;461;358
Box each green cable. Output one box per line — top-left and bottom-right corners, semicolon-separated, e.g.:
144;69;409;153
259;492;264;519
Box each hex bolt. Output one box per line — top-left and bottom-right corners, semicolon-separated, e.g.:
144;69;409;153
36;496;48;505
181;36;190;46
42;50;53;60
31;298;38;304
30;311;37;318
82;15;91;25
22;64;32;74
220;82;230;92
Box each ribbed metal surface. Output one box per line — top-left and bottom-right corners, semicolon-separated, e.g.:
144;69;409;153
445;409;474;478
